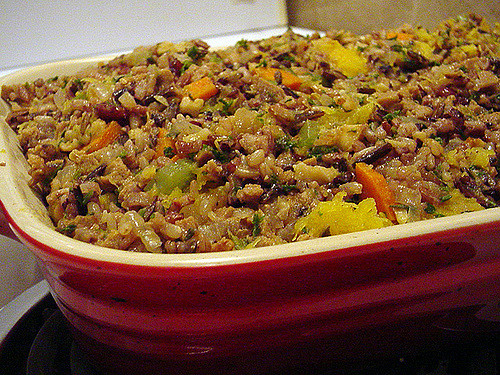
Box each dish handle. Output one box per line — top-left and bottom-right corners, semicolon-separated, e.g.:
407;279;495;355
0;208;19;241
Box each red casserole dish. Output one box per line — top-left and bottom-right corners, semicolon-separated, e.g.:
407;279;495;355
1;56;500;375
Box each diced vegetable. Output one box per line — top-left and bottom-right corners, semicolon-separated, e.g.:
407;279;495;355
297;118;321;150
386;32;414;41
154;159;197;195
355;162;397;222
413;41;435;60
433;188;484;217
155;128;178;159
297;103;375;153
83;121;122;153
185;76;218;100
294;192;393;238
254;67;302;90
445;147;495;169
311;38;368;78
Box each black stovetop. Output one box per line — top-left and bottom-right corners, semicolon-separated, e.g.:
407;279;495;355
1;293;499;375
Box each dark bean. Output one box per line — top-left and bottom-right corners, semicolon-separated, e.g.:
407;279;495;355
455;174;497;208
378;65;393;75
445;107;465;128
150;112;165;127
489;58;500;74
354;143;393;164
140;95;156;106
68;187;87;216
358;87;376;94
329;171;355;187
294;109;324;123
116;132;129;145
273;70;283;85
399;50;429;73
85;164;107;182
282;86;299;99
169;57;183;76
142;199;158;221
95;103;127;121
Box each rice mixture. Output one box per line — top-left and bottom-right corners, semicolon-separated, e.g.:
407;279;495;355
2;14;500;253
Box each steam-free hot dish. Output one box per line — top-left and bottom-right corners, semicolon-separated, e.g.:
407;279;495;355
2;15;500;253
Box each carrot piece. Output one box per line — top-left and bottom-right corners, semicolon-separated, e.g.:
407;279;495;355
355;162;397;222
185;76;218;100
254;67;302;90
84;121;122;153
386;31;413;41
155;128;178;159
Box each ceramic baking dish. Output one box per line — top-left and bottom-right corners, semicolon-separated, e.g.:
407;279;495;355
1;55;500;375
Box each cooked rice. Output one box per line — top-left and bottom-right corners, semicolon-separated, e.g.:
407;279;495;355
2;14;500;253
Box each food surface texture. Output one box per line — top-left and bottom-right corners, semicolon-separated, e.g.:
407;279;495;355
2;14;500;253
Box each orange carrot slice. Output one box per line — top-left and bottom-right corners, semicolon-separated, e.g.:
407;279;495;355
84;121;122;153
386;32;414;41
254;67;302;90
185;76;218;100
155;128;178;159
355;162;397;222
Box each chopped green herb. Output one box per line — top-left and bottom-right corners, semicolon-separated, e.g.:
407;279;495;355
440;194;452;202
229;233;249;250
383;110;401;122
60;224;76;234
431;135;444;145
280;54;295;62
180;60;193;74
186;46;206;61
309;145;338;159
469;91;480;101
163;146;175;158
203;144;231;163
390;44;405;53
74;91;88;100
424;203;436;214
275;136;296;151
218;98;234;115
236;39;249;49
252;212;264;236
281;183;298;193
43;164;64;186
72;78;84;91
256;59;268;68
213;147;231;163
81;192;93;206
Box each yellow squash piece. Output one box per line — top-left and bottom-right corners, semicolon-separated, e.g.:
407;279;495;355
294;192;393;238
311;38;368;78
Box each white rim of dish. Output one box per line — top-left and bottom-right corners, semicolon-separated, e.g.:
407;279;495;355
1;57;500;268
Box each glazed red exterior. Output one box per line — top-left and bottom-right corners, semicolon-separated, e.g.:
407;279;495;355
4;204;500;374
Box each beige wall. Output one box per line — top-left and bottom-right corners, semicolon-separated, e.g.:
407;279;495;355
286;0;500;34
0;0;287;70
